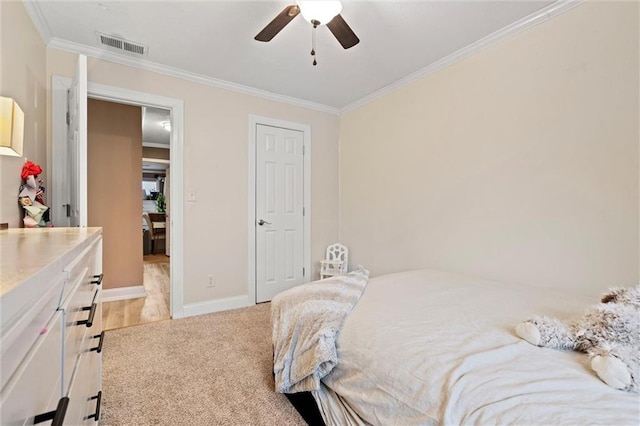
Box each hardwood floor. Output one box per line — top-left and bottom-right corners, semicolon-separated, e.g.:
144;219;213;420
102;254;171;330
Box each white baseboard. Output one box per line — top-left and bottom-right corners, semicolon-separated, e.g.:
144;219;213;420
183;296;251;318
102;285;147;302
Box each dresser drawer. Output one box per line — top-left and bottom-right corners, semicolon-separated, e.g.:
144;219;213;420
65;348;102;425
0;311;63;426
65;351;90;425
82;293;103;354
60;241;99;306
82;349;102;424
62;287;99;396
83;292;103;424
64;290;102;425
0;275;64;392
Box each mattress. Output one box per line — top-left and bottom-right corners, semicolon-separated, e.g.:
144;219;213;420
310;269;640;425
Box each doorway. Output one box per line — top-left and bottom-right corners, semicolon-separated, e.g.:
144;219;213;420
83;99;172;330
51;75;185;319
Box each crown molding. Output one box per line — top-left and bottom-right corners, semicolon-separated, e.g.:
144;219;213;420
47;38;341;116
21;0;53;44
339;0;584;115
28;0;581;116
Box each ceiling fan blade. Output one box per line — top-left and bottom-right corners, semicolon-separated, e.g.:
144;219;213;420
326;14;359;49
255;5;300;42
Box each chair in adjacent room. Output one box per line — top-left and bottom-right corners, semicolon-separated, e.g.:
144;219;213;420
320;243;349;280
143;212;166;254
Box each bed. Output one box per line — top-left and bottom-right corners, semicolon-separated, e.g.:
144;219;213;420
272;268;640;425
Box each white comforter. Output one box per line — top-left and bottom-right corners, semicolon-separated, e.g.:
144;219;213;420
312;269;640;425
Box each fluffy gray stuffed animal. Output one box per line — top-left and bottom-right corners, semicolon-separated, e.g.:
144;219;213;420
516;284;640;392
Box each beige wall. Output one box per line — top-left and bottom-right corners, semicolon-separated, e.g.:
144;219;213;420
46;49;340;305
88;99;143;289
0;1;47;227
339;2;639;296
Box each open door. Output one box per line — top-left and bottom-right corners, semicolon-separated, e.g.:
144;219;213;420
50;76;71;227
68;55;88;226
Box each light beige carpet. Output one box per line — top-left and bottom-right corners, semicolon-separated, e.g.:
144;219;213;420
101;303;306;425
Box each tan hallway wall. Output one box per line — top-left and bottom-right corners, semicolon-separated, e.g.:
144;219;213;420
88;99;143;289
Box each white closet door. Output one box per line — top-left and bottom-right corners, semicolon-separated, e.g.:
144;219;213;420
255;124;305;303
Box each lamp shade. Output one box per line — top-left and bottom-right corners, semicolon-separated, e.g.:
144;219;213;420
296;1;342;26
0;97;24;157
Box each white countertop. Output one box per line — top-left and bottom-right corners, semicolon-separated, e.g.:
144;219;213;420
0;227;102;298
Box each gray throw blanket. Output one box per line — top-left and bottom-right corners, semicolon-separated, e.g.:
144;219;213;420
271;268;369;393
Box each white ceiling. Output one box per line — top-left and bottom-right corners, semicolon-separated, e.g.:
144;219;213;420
142;106;170;174
142;106;170;147
30;1;556;110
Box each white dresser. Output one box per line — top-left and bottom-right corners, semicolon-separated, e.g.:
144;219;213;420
0;228;103;425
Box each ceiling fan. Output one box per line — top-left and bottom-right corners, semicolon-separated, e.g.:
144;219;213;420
255;1;359;65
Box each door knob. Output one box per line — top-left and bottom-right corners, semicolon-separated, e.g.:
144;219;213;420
257;219;272;226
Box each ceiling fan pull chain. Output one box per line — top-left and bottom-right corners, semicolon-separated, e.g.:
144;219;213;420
311;20;318;66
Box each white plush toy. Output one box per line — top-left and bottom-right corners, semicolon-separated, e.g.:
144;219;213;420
516;284;640;392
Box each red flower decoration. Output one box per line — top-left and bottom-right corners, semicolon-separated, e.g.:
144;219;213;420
21;161;42;179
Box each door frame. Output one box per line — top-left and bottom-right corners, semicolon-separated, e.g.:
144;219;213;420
248;115;311;304
51;77;186;319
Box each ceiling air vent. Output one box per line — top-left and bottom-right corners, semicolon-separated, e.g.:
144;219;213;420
123;41;145;55
97;32;148;56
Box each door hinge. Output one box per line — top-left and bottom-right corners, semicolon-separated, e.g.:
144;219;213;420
303;267;305;277
302;145;305;155
303;206;305;216
66;89;71;125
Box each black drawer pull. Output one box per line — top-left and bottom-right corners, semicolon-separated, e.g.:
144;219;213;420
91;331;105;353
34;396;69;426
91;273;104;285
86;391;102;421
76;303;97;327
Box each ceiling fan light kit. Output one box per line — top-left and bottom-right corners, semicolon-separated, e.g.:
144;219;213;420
297;1;342;26
254;0;359;66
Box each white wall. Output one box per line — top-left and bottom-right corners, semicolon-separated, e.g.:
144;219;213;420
0;2;47;227
46;49;340;306
339;2;639;296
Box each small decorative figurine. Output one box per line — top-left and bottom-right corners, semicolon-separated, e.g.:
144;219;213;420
18;160;52;228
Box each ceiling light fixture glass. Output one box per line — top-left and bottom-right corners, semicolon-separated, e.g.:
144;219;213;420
297;1;342;66
296;1;342;26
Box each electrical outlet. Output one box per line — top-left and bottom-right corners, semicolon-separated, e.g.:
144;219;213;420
207;274;215;288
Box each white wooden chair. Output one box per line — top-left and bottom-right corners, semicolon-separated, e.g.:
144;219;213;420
320;243;348;279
